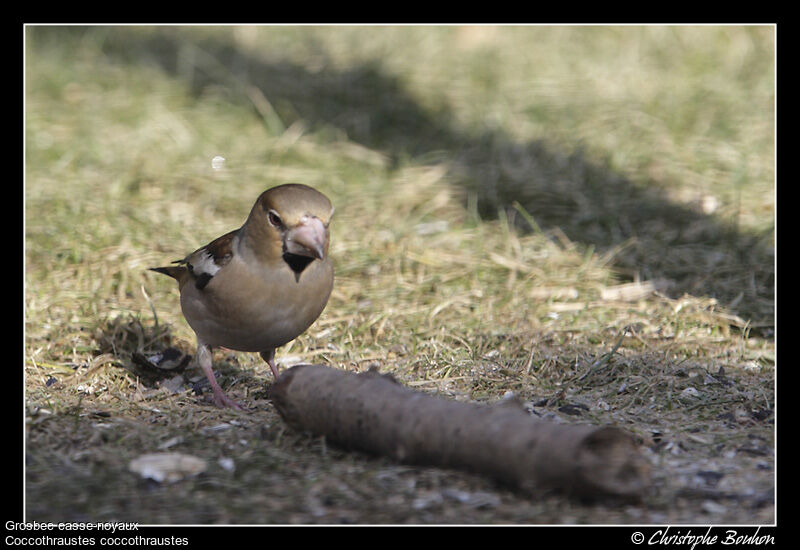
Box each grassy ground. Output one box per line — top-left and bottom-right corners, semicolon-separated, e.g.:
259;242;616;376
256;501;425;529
24;25;774;524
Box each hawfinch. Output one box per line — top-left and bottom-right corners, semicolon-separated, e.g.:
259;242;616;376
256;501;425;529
151;183;334;410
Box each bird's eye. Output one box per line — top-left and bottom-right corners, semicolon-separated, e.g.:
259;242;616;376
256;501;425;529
267;210;282;228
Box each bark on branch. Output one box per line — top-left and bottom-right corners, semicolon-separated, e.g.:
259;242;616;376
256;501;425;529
270;364;651;499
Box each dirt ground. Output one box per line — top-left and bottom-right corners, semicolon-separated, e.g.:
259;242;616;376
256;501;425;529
25;323;774;525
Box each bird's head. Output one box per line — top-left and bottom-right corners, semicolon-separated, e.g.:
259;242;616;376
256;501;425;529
244;183;334;274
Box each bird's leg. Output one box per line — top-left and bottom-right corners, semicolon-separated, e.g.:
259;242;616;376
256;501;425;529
196;341;246;411
260;349;280;379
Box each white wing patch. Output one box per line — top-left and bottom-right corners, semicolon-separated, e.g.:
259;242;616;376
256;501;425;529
191;250;222;277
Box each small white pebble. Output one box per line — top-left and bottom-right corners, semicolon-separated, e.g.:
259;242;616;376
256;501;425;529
211;155;226;171
129;453;207;483
701;195;720;214
681;387;701;398
157;436;184;450
701;500;727;515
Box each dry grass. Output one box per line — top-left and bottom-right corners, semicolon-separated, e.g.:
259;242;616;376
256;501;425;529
25;25;774;524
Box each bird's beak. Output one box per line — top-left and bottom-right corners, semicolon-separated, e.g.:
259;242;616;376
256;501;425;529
284;216;327;260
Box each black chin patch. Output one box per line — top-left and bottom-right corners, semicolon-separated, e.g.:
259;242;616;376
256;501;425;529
283;253;314;280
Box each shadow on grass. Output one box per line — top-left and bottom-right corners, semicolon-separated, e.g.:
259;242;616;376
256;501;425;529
32;27;774;328
93;313;192;387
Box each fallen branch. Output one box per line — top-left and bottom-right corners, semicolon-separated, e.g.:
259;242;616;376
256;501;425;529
270;365;651;499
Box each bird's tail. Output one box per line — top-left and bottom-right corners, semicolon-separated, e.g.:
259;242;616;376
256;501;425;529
149;265;189;288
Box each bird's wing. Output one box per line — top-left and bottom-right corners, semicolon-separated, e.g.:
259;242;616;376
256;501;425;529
151;229;237;291
182;229;237;290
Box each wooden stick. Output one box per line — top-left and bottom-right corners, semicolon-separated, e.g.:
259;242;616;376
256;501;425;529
270;365;651;499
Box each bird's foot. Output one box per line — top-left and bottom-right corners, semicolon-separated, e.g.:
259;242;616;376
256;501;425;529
211;389;248;411
196;343;249;411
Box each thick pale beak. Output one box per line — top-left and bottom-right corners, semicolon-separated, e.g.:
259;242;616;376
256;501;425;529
284;216;327;260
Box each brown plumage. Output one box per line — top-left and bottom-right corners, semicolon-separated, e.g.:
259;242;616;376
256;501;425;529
150;184;335;410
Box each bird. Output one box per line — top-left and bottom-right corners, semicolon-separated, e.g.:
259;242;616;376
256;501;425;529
150;183;335;410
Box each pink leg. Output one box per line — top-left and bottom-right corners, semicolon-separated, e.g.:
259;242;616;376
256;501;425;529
260;349;280;379
196;342;246;411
